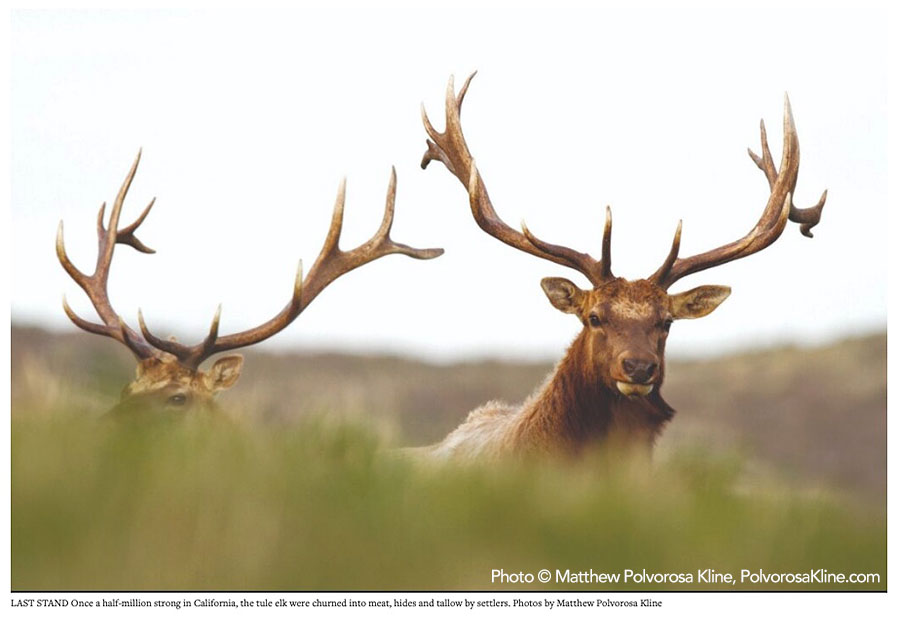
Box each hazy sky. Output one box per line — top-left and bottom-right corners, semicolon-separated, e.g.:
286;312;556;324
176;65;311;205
10;6;889;362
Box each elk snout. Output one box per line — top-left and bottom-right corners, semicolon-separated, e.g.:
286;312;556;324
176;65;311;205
621;358;658;384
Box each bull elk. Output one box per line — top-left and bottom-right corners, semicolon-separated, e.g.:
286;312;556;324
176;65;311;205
57;151;442;415
417;74;826;460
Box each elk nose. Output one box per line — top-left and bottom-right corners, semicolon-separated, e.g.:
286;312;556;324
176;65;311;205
622;358;658;383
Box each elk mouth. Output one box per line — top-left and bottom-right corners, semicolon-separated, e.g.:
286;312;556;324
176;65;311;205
615;381;654;397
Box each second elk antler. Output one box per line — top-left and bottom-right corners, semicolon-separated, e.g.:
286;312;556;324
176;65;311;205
58;151;442;413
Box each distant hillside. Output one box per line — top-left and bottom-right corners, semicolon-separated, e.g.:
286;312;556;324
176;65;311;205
11;325;885;501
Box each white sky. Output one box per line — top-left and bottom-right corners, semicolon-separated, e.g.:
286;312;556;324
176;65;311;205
10;5;889;362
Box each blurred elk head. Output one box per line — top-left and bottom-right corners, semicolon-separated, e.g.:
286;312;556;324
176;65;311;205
58;151;442;415
417;74;826;459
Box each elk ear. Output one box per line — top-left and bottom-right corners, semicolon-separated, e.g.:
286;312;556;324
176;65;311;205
541;277;585;314
205;354;244;392
670;285;731;319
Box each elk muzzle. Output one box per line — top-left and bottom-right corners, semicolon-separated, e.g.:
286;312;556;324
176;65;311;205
615;356;659;397
622;358;657;383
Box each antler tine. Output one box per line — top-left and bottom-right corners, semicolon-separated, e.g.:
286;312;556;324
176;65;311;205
421;72;477;174
652;95;821;289
145;169;443;369
200;304;223;359
136;302;224;368
137;308;184;357
116;198;157;253
96;151;156;272
61;294;112;337
422;73;614;288
57;152;160;360
56;222;88;286
600;206;613;280
648;220;683;284
747;107;826;238
299;168;445;305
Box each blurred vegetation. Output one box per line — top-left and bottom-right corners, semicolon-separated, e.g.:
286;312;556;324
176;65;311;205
11;412;885;591
10;326;886;591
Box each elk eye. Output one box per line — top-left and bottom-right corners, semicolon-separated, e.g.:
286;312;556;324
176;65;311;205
589;314;603;328
166;394;188;407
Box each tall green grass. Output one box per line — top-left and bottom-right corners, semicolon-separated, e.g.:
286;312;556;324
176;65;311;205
12;411;885;591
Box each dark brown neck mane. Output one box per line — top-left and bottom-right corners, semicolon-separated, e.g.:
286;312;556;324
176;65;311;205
508;331;674;456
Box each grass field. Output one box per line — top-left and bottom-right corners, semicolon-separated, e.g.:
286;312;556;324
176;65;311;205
12;411;885;591
10;327;887;591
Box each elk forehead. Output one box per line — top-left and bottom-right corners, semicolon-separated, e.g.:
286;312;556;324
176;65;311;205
588;279;669;322
124;358;200;397
609;297;656;321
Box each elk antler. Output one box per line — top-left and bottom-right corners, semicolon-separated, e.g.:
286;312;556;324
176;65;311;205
137;166;443;369
60;154;443;370
649;95;827;289
422;73;614;287
56;150;159;360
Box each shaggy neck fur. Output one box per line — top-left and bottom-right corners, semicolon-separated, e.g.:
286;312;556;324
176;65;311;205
505;330;674;457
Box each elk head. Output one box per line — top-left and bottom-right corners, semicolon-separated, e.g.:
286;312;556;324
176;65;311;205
422;74;825;401
58;151;442;415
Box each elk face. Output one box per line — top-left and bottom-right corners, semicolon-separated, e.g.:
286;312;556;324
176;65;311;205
541;277;731;397
109;355;244;415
